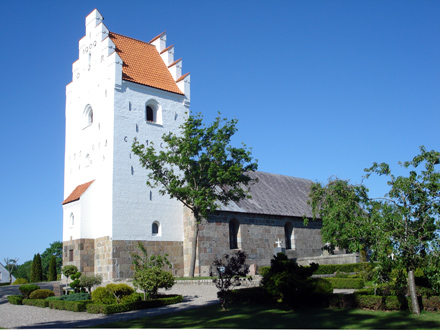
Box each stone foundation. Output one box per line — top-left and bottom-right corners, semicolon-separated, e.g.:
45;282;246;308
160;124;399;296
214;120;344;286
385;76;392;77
63;237;184;281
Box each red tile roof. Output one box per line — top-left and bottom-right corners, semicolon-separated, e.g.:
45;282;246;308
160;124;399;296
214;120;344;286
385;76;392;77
62;180;94;205
109;32;183;95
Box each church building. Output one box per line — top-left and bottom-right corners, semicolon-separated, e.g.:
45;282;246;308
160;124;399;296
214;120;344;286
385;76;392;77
62;9;353;281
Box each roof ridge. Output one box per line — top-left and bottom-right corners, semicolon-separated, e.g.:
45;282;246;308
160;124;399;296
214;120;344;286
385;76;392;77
109;31;153;47
149;31;166;44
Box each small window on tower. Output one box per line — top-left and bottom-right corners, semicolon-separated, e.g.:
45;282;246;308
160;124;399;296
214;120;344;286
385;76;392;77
146;106;154;122
152;221;160;236
70;213;74;226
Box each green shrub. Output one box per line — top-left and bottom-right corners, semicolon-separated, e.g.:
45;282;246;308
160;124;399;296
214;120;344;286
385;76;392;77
354;288;375;295
86;294;183;314
312;262;377;275
106;283;134;300
0;282;10;287
19;284;40;298
79;274;102;293
422;296;440;312
29;289;55;299
58;292;91;301
12;278;28;285
7;295;23;305
327;277;364;289
313;278;333;294
46;296;61;301
23;299;49;308
121;292;143;304
49;300;91;312
258;266;271;277
91;287;117;305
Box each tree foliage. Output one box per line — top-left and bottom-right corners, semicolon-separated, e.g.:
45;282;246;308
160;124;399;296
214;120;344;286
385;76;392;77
41;241;63;280
132;113;258;277
3;258;19;284
30;254;43;283
210;250;250;310
308;146;440;314
48;256;57;281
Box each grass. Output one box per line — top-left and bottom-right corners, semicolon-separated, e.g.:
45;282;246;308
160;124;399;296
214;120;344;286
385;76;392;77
93;303;440;329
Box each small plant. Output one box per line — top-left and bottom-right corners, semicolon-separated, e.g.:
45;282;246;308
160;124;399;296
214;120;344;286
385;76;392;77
61;265;78;291
132;242;175;300
29;289;55;299
12;278;28;285
69;271;82;293
19;284;40;299
210;250;250;310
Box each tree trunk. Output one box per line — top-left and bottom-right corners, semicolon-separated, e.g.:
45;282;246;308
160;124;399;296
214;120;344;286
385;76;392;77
189;221;199;278
408;269;420;314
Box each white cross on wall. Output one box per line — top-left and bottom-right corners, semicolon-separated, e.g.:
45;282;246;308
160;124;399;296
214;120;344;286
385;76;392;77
276;238;282;248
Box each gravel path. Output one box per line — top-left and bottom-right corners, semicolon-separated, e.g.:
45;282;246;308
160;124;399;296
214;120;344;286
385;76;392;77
0;284;219;329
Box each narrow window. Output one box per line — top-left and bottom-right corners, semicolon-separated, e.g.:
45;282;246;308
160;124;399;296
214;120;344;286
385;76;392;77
70;213;74;226
284;223;294;250
69;250;74;262
152;221;160;236
84;105;93;127
146;106;154;122
229;219;239;249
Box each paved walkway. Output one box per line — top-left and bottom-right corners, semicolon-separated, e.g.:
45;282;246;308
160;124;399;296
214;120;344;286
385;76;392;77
0;283;219;329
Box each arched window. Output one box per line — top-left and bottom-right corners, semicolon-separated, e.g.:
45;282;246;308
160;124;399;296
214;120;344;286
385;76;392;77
152;221;160;236
229;219;239;249
146;106;154;122
70;213;74;226
84;105;93;127
284;223;294;250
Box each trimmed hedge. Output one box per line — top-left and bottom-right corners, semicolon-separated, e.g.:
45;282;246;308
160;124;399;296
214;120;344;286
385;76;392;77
19;284;40;298
0;282;10;287
311;262;377;275
29;289;54;299
7;295;23;305
327;278;364;289
49;300;92;312
87;294;183;314
23;299;49;308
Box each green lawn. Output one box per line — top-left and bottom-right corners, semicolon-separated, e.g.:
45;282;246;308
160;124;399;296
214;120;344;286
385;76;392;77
94;303;440;329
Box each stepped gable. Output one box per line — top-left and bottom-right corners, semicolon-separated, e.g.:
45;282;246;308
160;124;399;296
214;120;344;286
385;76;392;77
218;171;315;218
62;180;94;205
109;32;184;95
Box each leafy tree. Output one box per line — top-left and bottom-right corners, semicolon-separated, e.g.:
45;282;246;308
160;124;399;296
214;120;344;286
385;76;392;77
132;113;258;277
131;242;175;300
209;250;250;310
79;274;102;293
48;256;57;281
12;260;32;281
41;241;63;280
30;254;43;283
3;258;19;284
308;146;440;314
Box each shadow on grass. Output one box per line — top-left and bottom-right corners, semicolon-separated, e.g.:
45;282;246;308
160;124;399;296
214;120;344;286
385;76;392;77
94;303;440;329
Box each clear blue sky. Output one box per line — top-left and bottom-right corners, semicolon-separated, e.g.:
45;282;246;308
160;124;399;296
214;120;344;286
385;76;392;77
1;1;439;265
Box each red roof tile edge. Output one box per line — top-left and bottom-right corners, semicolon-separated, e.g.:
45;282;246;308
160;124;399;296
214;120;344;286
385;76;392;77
176;72;190;83
149;31;166;44
62;180;95;205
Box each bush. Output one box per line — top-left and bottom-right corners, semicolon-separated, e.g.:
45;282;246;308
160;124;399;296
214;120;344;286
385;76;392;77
19;284;40;298
46;296;61;301
258;266;271;277
49;300;91;312
58;292;91;301
313;278;333;294
23;299;49;308
86;294;183;314
133;267;175;300
262;253;318;308
91;287;117;305
121;292;143;304
106;283;134;302
12;278;28;285
79;274;102;293
7;295;23;305
312;262;377;275
327;278;364;289
29;289;55;299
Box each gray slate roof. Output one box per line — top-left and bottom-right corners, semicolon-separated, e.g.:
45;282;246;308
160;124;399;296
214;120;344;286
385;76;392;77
217;171;315;218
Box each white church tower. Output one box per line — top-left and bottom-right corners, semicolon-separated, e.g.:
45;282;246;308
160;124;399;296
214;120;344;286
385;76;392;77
62;9;190;280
